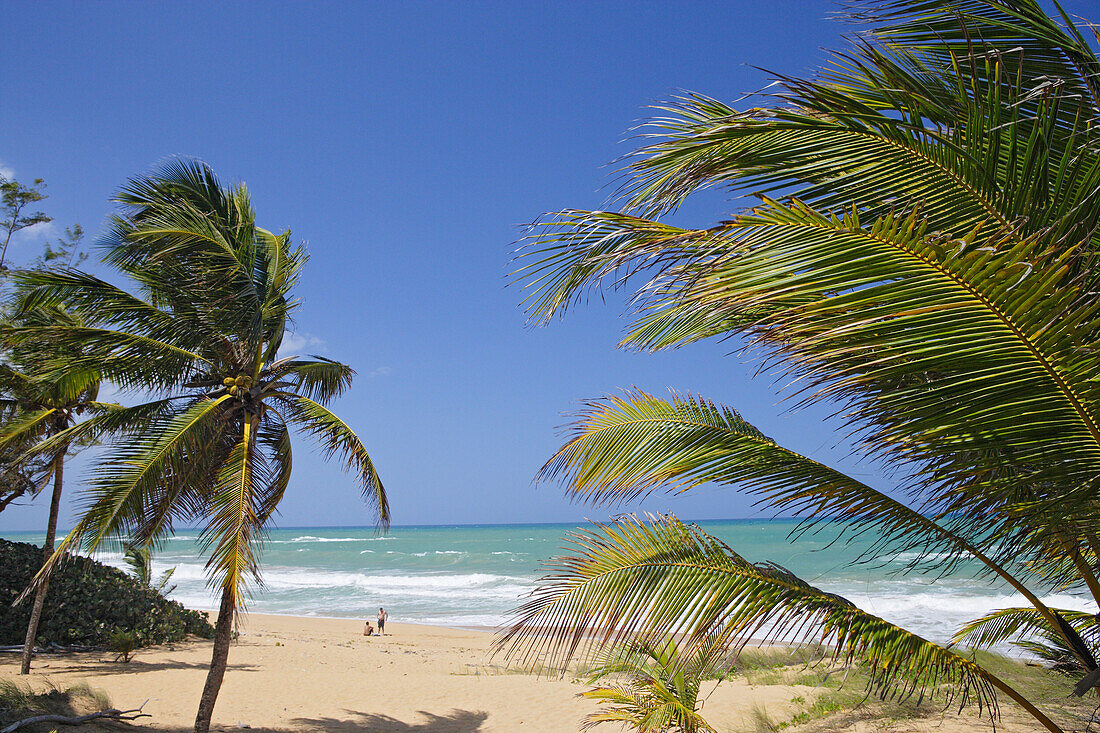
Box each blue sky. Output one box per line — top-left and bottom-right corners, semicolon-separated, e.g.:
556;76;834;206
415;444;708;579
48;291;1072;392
3;1;1088;532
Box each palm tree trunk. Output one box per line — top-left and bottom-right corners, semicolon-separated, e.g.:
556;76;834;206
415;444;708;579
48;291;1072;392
194;585;235;733
19;452;64;675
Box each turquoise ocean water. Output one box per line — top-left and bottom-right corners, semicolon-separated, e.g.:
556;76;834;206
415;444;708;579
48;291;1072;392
4;520;1095;646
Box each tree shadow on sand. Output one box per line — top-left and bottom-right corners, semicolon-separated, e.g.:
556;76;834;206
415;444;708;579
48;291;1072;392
286;709;489;732
7;657;261;676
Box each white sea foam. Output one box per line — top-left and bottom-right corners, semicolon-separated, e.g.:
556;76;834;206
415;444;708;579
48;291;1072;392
273;536;371;543
67;523;1097;647
890;551;955;563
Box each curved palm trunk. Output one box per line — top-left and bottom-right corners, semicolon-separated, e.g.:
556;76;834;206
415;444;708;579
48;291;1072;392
194;585;235;733
19;452;64;675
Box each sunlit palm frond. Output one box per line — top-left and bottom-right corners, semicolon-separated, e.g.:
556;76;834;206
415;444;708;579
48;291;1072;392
73;396;231;552
581;630;728;732
274;393;388;526
497;514;1012;723
581;682;716;733
849;0;1100;116
953;607;1100;651
0;407;59;450
540;390;979;563
201;421;263;605
266;358;355;403
523;198;1100;552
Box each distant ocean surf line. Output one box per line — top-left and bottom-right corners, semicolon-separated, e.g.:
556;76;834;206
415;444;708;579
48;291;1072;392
4;520;1094;644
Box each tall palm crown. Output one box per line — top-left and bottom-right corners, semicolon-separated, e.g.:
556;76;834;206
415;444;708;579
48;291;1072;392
11;160;386;603
505;2;1100;730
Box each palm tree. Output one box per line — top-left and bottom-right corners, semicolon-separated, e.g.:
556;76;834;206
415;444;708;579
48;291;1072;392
0;305;107;675
503;2;1100;731
581;629;727;732
123;540;177;594
7;160;387;733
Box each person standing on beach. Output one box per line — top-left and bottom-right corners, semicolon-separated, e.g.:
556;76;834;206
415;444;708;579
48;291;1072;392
377;607;388;635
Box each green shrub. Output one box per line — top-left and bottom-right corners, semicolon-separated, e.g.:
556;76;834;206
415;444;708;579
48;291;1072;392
0;539;213;647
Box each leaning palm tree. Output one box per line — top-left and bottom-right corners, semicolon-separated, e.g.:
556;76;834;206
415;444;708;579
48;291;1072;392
7;160;387;733
0;305;107;675
503;2;1100;731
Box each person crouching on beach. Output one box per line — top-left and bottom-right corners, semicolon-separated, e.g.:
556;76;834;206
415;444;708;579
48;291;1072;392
377;607;388;635
363;621;374;636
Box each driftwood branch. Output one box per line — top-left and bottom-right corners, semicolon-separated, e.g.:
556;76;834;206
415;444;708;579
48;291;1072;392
0;643;98;654
1;702;150;732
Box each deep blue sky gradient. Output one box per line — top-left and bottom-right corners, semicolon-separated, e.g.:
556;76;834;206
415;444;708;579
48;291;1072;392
3;1;1088;531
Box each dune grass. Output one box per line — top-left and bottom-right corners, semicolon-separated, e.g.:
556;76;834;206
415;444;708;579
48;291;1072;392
0;679;112;728
732;646;1099;732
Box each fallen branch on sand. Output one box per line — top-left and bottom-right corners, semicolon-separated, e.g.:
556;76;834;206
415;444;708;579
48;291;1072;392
1;701;150;732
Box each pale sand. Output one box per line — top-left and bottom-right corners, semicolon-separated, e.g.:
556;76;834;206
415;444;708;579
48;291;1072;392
0;613;1050;732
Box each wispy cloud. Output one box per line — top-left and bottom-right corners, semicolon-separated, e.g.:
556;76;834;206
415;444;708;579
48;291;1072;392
369;366;392;378
0;161;14;180
278;330;327;358
11;220;57;246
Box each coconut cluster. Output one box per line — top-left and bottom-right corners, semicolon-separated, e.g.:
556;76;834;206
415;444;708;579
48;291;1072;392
222;375;254;397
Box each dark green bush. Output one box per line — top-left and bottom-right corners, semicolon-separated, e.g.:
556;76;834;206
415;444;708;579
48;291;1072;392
0;539;213;647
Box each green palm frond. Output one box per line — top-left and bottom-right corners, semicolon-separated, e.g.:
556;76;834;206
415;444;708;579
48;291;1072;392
266;357;355;403
497;515;1010;720
849;0;1100;115
524;198;1100;561
0;407;59;450
0;324;212;390
70;396;231;552
954;607;1100;650
201;420;263;603
123;541;154;586
582;683;716;733
540;390;981;564
255;413;293;521
274;393;388;526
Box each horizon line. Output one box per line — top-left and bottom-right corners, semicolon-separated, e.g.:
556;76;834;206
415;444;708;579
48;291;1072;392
0;516;806;535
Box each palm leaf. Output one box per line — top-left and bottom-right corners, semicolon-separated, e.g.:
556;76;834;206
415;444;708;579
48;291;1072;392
265;357;355;403
953;607;1100;650
201;418;262;604
496;514;1031;724
274;394;388;526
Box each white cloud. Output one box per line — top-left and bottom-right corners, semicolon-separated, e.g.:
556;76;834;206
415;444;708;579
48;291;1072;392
11;220;57;245
278;331;327;358
369;366;392;378
0;161;14;180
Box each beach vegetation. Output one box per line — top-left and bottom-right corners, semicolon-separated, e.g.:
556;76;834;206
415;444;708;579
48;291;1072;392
580;631;728;732
0;679;111;726
0;538;212;648
123;540;177;595
107;627;139;663
504;1;1100;731
2;159;387;733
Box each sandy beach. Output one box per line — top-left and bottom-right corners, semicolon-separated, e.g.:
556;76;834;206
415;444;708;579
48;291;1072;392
0;612;1060;733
